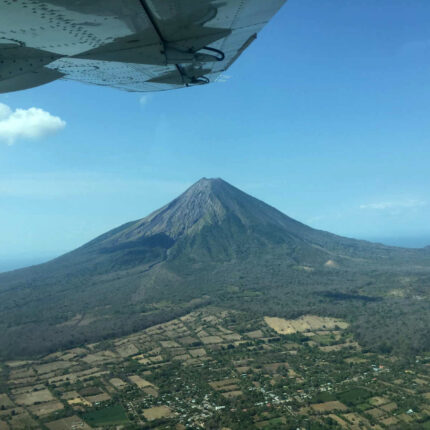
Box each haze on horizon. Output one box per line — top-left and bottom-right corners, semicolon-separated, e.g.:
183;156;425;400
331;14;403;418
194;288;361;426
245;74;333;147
1;0;429;271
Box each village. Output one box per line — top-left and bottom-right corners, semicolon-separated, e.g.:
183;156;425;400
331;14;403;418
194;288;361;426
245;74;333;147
0;307;429;429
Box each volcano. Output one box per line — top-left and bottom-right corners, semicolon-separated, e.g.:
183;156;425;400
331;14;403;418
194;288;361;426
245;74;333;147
0;178;429;358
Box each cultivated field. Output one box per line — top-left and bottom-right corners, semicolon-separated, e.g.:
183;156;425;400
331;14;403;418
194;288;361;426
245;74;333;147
264;315;349;334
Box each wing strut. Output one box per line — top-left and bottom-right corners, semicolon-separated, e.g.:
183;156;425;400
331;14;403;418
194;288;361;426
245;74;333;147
138;0;224;86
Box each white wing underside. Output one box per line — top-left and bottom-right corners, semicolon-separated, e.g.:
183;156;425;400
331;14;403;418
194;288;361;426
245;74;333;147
0;0;286;93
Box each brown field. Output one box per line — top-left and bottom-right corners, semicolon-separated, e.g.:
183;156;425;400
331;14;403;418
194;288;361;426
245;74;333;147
33;361;72;375
202;315;219;323
264;362;288;372
381;416;399;426
369;396;390;406
398;413;414;423
109;378;127;390
28;400;64;417
0;408;25;419
42;352;64;361
189;348;206;357
245;330;264;339
11;384;45;395
14;389;55;406
328;414;349;428
180;313;198;323
367;408;386;419
177;336;199;345
221;391;243;398
8;377;38;386
209;379;238;390
82;350;117;364
8;412;38;430
66;397;91;407
128;375;153;388
160;340;180;348
0;421;10;430
10;368;35;380
5;361;32;368
172;354;191;361
196;327;207;335
303;332;316;337
343;412;371;427
67;347;88;355
143;406;172;421
46;415;92;430
311;401;348;413
85;393;111;404
170;348;187;357
234;341;247;347
61;391;79;400
223;333;241;341
143;386;159;397
380;402;397;412
132;353;146;360
60;353;77;361
319;342;359;352
0;395;14;409
264;315;348;335
48;369;108;386
116;343;139;358
219;384;240;392
200;336;223;344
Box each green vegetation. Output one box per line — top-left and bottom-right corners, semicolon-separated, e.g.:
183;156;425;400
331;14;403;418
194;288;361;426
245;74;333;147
83;405;130;427
337;387;372;406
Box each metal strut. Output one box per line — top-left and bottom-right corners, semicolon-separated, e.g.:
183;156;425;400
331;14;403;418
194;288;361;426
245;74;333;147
139;0;219;86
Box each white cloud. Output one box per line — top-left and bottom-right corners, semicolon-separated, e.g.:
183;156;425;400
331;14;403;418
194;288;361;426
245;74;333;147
0;103;12;120
0;103;66;145
360;200;427;210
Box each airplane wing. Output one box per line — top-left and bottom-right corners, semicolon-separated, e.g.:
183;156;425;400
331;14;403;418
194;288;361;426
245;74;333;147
0;0;287;93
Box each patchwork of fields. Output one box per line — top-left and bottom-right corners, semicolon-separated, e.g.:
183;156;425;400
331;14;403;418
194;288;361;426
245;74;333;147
0;308;429;429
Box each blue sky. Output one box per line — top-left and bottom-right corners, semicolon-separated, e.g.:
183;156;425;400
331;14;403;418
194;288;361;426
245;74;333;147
1;0;430;270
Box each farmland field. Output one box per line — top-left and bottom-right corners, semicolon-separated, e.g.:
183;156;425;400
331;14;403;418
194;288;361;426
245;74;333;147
83;405;129;427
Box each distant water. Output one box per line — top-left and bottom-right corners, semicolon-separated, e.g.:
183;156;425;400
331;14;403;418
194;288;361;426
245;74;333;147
363;237;430;249
0;255;59;273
